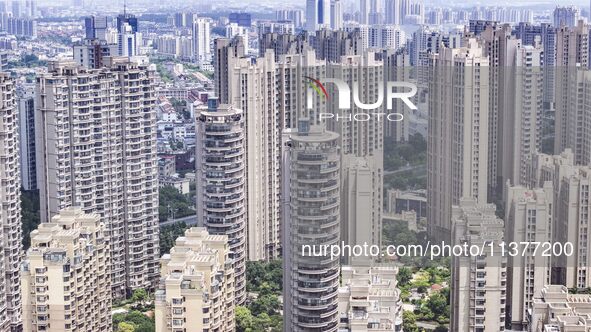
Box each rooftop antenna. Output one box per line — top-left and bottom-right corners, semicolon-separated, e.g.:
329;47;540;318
123;0;126;16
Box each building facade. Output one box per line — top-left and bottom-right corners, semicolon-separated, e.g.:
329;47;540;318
427;38;490;240
505;184;553;330
0;73;22;331
195;100;246;305
17;83;36;191
450;199;507;332
155;227;235;332
36;58;160;298
22;208;111;332
282;123;341;332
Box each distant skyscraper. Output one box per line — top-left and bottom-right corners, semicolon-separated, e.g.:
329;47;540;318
427;39;490;240
311;29;362;62
0;73;22;331
368;0;384;24
330;0;343;30
282;122;341;332
384;0;401;25
173;12;194;28
117;21;140;57
10;0;20;17
514;22;557;109
85;16;108;41
306;0;331;31
367;24;405;49
116;13;138;33
553;6;580;28
450;199;507;332
228;12;252;27
381;48;411;141
195;100;247;305
192;18;210;63
275;9;304;28
360;0;370;24
36;59;160;298
22;208;111;332
17;83;36;191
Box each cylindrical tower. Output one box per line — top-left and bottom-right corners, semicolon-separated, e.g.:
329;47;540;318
196;99;246;305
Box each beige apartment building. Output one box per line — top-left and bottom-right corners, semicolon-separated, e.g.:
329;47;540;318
528;149;591;288
35;58;160;298
195;100;246;305
554;21;590;163
337;265;403;331
529;285;591;331
214;37;282;262
427;38;490;240
155;227;235;332
0;73;22;331
325;53;384;253
451;199;507;332
499;42;544;192
505;184;553;330
21;208;111;332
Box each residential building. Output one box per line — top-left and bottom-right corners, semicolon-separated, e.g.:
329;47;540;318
337;265;403;331
36;58;160;298
450;199;507;332
0;73;21;331
282;122;341;332
528;150;591;288
555;21;590;162
306;0;331;31
505;184;553;330
155;227;235;332
195;100;246;305
529;285;591;331
427;38;490;240
193;18;211;63
215;38;282;261
21;208;111;332
553;6;581;28
18;83;36;191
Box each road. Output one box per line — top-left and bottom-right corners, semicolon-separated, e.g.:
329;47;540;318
384;164;426;176
159;214;198;227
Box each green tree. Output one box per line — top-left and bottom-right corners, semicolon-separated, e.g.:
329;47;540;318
159;222;190;254
426;292;449;320
131;289;149;304
159;186;195;222
434;326;449;332
235;306;254;332
117;322;135;332
21;190;40;249
397;267;413;286
250;294;280;316
402;311;419;332
113;311;154;332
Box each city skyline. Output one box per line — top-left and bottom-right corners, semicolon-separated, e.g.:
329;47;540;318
3;0;591;331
